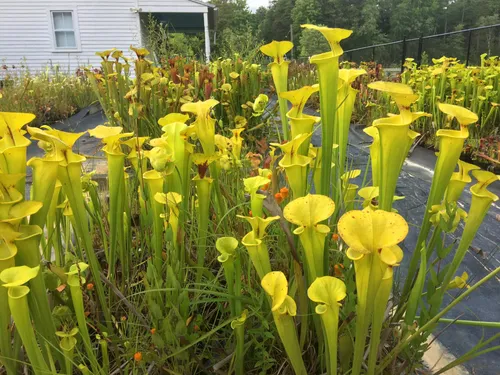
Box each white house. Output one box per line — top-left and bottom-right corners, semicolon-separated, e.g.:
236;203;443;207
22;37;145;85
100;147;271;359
0;0;216;74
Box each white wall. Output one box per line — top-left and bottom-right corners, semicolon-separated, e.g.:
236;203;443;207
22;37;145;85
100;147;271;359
0;0;141;75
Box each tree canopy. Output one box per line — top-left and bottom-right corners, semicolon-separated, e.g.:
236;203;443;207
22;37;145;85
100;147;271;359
210;0;499;62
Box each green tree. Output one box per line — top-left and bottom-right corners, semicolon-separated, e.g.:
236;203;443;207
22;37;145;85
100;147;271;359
250;6;268;33
291;0;321;32
211;0;253;32
215;25;264;61
260;0;296;42
298;26;330;57
357;0;385;45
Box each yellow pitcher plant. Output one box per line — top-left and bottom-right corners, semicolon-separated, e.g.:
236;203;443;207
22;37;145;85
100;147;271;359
372;114;413;210
337;69;366;177
182;99;219;155
403;103;478;300
216;236;239;303
357;186;380;210
0;265;50;375
0;172;60;357
0;223;18;374
216;236;245;375
243;175;270;218
280;85;320;154
308;276;346;375
367;82;430;210
193;153;217;282
439;170;499;298
26;125;112;329
229;128;245;162
66;263;104;375
0;34;497;375
237;215;279;280
26;156;60;230
158;112;192;194
0;173;25;220
56;327;79;375
155;192;183;262
284;194;335;282
341;169;361;212
271;133;312;198
301;24;352;196
338;208;408;375
89;125;133;279
143;169;165;274
445;160;480;203
260;40;294;141
0;112;35;192
363;126;380;186
261;271;307;375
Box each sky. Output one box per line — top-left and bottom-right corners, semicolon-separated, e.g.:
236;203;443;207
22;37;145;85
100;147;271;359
247;0;269;11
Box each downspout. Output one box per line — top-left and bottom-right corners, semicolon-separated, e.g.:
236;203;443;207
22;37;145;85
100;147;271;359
203;10;211;62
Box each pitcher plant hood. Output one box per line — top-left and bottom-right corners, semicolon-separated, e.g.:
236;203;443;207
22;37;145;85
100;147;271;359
338;208;408;266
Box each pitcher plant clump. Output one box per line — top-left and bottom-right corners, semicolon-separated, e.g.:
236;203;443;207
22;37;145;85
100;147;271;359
0;32;498;375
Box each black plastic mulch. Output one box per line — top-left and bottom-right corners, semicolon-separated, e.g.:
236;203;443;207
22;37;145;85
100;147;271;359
347;124;500;375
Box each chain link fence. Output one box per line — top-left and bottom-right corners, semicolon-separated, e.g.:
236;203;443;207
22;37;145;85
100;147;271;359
342;24;500;70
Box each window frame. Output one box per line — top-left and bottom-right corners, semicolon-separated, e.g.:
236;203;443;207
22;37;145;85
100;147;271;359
49;9;81;52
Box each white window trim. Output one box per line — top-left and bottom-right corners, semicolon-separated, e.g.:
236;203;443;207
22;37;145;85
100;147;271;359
48;9;81;53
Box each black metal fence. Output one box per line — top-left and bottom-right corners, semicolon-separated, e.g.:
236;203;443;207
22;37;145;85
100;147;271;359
343;24;500;71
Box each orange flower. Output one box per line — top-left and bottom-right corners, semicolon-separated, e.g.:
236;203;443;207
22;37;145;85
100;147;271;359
134;352;142;362
279;187;289;199
262;183;270;190
334;263;344;277
86;283;94;291
150;328;156;335
248;210;253;217
274;193;284;204
121;316;127;322
331;233;339;241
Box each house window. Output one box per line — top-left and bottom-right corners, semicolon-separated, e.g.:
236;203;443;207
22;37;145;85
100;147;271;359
51;11;78;49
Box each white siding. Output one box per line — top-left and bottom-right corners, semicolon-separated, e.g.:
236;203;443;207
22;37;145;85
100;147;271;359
0;0;141;75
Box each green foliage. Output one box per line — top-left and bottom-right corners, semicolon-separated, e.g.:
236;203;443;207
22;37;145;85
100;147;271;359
168;33;204;58
215;26;265;62
88;47;268;138
257;0;499;62
259;0;296;42
211;0;252;32
298;27;330;57
143;14;205;61
0;66;95;126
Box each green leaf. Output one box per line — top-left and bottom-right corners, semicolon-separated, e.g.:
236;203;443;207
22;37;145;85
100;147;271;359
339;334;353;373
437;243;454;259
405;246;426;325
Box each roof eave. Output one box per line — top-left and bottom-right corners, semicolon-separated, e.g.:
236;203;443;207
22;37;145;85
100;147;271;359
188;0;216;9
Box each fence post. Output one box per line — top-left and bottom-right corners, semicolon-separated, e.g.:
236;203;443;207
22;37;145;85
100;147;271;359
372;47;375;63
401;36;407;73
416;34;423;67
349;51;353;62
465;30;473;67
